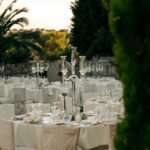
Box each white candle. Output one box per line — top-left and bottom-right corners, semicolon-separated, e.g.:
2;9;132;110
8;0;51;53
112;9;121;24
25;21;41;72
60;56;66;70
79;56;86;70
37;63;39;72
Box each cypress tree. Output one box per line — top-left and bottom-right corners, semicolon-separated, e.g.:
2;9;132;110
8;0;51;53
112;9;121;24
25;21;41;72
109;0;150;149
70;0;113;58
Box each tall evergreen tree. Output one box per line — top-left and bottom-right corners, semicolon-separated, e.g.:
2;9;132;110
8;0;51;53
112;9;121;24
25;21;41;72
70;0;113;58
109;0;150;149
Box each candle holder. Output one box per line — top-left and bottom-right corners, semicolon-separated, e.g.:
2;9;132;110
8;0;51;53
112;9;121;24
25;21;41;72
60;56;67;82
71;60;76;75
60;47;86;114
71;46;77;75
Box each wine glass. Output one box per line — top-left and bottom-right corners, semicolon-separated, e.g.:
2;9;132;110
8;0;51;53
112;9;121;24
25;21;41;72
51;102;62;123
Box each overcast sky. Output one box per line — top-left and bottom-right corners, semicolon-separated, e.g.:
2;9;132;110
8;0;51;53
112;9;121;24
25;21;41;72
1;0;75;30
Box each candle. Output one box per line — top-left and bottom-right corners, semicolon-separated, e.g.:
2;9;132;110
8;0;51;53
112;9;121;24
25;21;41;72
37;63;39;72
79;56;86;70
60;56;66;70
71;47;77;63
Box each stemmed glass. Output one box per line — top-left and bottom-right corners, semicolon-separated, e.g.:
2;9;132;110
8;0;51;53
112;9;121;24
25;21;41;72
50;101;61;123
50;102;58;113
31;103;42;115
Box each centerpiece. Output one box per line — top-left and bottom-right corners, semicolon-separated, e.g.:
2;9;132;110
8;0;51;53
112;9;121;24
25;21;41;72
60;46;86;114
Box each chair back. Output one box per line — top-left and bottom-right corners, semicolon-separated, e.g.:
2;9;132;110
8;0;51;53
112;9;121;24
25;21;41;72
0;119;14;150
0;104;15;119
0;84;5;97
13;87;26;115
26;103;50;113
42;125;80;150
13;87;26;102
109;124;116;150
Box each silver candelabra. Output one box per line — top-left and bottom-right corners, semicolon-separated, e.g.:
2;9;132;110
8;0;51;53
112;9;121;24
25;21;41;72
60;46;86;113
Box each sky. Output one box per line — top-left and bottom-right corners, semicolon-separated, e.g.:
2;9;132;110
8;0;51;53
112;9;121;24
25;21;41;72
1;0;75;30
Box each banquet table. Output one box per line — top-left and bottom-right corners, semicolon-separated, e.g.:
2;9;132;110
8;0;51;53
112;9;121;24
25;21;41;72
14;120;110;150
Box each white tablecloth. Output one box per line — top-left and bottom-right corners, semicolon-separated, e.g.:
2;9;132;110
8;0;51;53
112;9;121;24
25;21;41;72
14;121;109;150
14;122;42;150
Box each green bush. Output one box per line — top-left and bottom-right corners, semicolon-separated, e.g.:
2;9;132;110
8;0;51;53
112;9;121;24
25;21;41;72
109;0;150;149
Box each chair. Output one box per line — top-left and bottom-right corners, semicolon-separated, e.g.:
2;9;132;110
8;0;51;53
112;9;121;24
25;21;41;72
108;124;116;150
26;103;50;113
13;87;26;115
0;119;15;150
88;145;108;150
0;84;12;104
42;125;80;150
0;104;15;119
81;92;99;106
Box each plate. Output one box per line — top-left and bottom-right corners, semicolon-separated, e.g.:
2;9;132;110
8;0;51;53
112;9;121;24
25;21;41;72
41;113;52;116
83;111;94;116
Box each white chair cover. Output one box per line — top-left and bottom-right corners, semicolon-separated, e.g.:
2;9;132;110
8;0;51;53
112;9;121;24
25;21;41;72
13;87;26;102
42;125;80;150
13;87;26;114
26;103;50;113
81;92;99;106
0;84;12;104
0;84;5;97
0;119;14;150
108;124;116;150
0;104;15;119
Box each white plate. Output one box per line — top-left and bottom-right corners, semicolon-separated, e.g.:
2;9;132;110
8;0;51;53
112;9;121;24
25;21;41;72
41;112;52;116
83;111;94;116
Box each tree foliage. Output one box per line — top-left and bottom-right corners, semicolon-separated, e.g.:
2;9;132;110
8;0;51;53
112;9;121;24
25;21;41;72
109;0;150;149
38;29;69;61
3;30;42;63
0;0;41;63
0;1;71;63
70;0;113;59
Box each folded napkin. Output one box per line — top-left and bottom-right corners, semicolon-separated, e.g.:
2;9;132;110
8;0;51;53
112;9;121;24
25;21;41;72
12;115;25;121
23;115;42;124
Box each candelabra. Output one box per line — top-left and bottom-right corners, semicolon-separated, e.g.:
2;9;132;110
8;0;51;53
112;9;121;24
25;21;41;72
60;46;86;113
31;61;48;88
